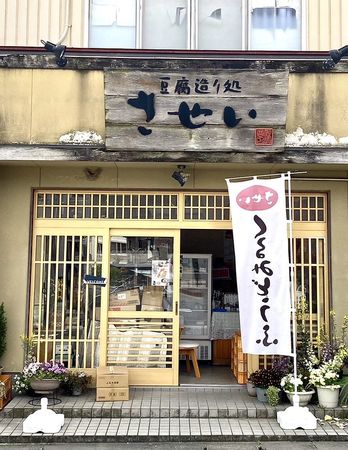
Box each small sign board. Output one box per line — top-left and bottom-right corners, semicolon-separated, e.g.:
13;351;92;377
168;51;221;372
83;275;107;286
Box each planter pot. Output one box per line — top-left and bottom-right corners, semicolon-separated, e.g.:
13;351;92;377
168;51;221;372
317;386;340;408
256;387;268;403
72;386;83;396
246;382;257;397
285;390;315;407
30;379;60;394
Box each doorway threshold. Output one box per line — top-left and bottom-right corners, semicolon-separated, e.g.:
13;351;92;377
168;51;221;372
179;383;244;389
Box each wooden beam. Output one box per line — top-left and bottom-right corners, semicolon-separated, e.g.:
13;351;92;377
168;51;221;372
1;145;348;164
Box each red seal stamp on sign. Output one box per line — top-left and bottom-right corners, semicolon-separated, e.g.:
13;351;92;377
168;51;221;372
255;128;274;146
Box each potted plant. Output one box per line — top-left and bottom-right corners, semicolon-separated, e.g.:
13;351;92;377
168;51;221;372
266;386;281;406
309;346;348;408
14;360;68;395
62;370;91;396
246;377;257;397
280;373;315;406
308;311;348;408
249;367;283;402
0;303;7;374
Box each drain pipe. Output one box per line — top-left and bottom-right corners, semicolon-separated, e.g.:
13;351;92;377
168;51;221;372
56;0;72;45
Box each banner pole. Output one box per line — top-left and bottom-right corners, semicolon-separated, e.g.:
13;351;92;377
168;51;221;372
286;171;299;407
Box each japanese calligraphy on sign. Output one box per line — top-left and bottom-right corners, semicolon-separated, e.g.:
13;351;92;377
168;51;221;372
105;70;289;153
226;177;291;356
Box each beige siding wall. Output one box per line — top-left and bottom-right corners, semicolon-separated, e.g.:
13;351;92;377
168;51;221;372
0;0;87;47
3;69;348;145
287;72;348;137
0;166;39;372
1;0;348;50
308;0;348;50
0;68;105;144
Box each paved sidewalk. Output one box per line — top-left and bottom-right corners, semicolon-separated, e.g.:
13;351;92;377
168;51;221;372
0;417;347;443
4;444;348;450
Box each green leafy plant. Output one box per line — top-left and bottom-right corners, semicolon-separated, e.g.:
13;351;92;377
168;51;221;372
0;303;7;363
266;385;281;406
338;376;348;406
62;370;91;395
249;368;283;389
317;311;348;362
20;334;36;365
295;296;319;382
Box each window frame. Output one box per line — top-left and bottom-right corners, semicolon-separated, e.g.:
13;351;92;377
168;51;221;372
87;0;306;51
247;0;307;51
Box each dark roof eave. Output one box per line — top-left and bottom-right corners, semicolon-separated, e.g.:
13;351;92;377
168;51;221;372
1;47;347;72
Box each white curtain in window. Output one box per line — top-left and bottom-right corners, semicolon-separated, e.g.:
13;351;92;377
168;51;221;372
89;0;136;48
250;6;301;50
250;0;299;8
198;0;243;50
142;0;188;49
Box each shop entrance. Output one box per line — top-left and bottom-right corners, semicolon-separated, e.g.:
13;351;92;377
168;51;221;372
29;189;329;387
179;229;240;386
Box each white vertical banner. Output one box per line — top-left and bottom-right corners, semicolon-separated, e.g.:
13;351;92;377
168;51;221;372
226;175;291;355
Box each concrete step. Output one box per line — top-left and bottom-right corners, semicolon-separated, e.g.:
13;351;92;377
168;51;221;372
2;387;348;420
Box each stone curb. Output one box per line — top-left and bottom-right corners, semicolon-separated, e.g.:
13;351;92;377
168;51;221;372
0;434;347;444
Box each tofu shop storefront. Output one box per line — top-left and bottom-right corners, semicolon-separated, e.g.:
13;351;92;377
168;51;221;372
30;187;328;386
1;57;331;388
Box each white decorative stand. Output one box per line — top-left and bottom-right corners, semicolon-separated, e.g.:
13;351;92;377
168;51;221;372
277;394;317;430
23;397;64;434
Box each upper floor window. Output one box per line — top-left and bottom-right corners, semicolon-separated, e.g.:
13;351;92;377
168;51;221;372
250;0;302;50
89;0;303;51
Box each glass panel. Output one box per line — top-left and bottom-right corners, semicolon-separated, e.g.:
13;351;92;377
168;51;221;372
109;236;174;312
35;236;42;261
180;256;209;338
198;0;242;50
303;239;309;264
89;0;136;48
32;234;102;368
309;210;316;221
142;0;188;49
250;3;301;50
163;208;170;219
37;193;44;205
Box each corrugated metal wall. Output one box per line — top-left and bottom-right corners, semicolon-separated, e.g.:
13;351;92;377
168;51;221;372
0;0;347;50
307;0;348;50
0;0;87;47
